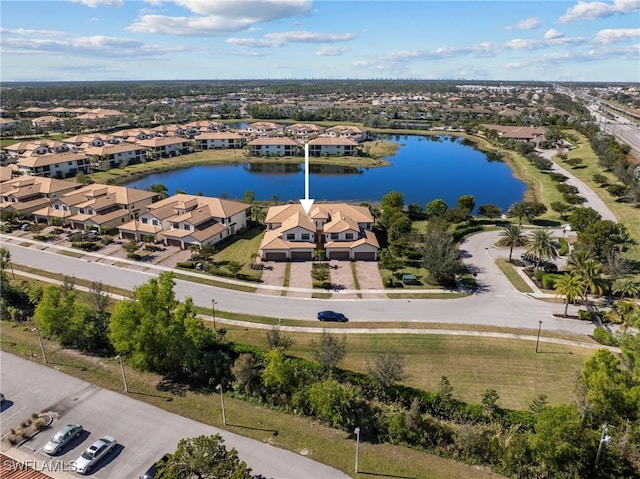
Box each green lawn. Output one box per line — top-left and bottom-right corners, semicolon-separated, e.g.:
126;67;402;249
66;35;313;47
224;327;594;411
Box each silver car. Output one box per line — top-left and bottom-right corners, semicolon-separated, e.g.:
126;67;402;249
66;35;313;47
43;423;83;455
71;436;117;475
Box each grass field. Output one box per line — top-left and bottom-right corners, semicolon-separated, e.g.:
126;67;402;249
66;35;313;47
223;326;594;411
0;322;506;479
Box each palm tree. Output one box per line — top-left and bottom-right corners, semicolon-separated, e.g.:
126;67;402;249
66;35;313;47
569;253;606;304
499;224;528;262
507;201;532;226
612;278;640;299
554;273;584;317
525;229;558;269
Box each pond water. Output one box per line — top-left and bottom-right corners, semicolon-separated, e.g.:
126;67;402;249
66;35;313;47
125;134;526;212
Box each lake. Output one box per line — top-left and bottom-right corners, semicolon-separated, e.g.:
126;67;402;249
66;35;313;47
125;134;526;212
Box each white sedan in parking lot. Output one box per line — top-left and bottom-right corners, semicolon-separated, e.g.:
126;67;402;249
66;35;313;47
71;435;117;475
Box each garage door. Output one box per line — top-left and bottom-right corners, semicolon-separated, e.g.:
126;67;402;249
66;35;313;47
291;251;312;261
166;238;183;248
328;251;350;261
121;232;136;240
354;252;376;261
265;252;287;261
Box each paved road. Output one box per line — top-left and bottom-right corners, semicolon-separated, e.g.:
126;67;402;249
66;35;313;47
0;353;350;479
0;232;596;336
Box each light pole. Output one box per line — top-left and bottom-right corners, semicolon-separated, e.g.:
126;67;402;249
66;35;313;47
354;426;360;474
212;299;218;330
216;383;226;425
31;327;48;364
535;320;542;353
115;355;129;393
594;423;611;470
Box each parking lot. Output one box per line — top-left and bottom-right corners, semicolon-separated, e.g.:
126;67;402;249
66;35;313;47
0;353;348;479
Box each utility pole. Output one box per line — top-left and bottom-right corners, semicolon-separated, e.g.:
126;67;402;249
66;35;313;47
535;320;542;353
32;327;48;364
216;384;226;425
115;355;129;393
354;426;361;474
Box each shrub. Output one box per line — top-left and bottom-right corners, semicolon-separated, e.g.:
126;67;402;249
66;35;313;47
578;310;592;320
557;237;568;256
533;270;545;282
593;328;619;346
541;274;563;290
72;241;101;251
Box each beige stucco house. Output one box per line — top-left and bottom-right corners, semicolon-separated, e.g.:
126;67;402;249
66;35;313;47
259;203;379;261
118;194;251;250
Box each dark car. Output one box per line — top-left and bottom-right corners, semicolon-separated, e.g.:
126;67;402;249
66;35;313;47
141;454;170;479
317;310;348;322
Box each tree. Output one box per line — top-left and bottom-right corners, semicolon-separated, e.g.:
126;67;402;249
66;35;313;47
530;404;593;478
266;324;294;350
550;201;571;220
554;273;584;316
306;379;360;429
457;195;476;216
577;349;636;425
421;228;462;287
612;278;639;299
227;261;242;278
578;220;634;262
525;229;558;269
481;388;500;418
606;183;627;201
157;434;252;479
311;331;347;377
439;376;454;402
568;252;606;304
568;207;602;232
367;352;407;388
506;201;533;226
261;348;298;401
380;191;405;228
498;224;527;262
149;183;169;199
231;353;261;395
477;204;501;220
425;198;448;218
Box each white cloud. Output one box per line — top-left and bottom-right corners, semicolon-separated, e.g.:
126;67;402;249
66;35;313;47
315;46;348;56
128;14;255;36
593;28;640;44
71;0;124;7
544;29;564;40
0;27;66;36
0;34;181;59
559;0;640;23
506;17;541;30
227;31;355;47
130;0;313;35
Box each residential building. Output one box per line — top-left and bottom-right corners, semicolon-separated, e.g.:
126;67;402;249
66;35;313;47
32;184;158;229
248;137;299;157
284;123;325;141
0;176;81;216
308;136;358;156
84;143;148;169
16;152;90;178
194;131;245;150
324;125;368;142
259;203;379;261
118;194;251;249
136;137;192;159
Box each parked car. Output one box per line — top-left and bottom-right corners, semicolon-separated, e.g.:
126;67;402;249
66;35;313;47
141;454;170;479
43;423;83;455
71;436;117;474
317;310;348;322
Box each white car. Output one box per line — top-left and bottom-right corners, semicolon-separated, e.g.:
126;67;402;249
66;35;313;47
71;436;117;475
43;423;83;455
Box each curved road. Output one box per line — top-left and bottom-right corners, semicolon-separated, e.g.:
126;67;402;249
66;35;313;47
1;230;595;336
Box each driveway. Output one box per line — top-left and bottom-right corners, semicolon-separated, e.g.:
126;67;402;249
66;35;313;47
356;261;386;299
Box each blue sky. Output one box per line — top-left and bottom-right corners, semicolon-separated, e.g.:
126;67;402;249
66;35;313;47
1;0;639;82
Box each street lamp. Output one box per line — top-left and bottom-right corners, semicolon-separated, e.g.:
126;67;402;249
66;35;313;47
354;426;360;474
115;355;129;393
212;299;218;330
31;327;48;364
535;320;542;353
594;423;612;470
216;383;226;425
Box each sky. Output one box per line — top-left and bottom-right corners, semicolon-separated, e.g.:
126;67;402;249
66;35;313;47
0;0;639;83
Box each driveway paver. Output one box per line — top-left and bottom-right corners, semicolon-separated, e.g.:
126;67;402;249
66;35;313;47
256;261;286;296
287;261;313;298
356;261;386;299
328;260;358;299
